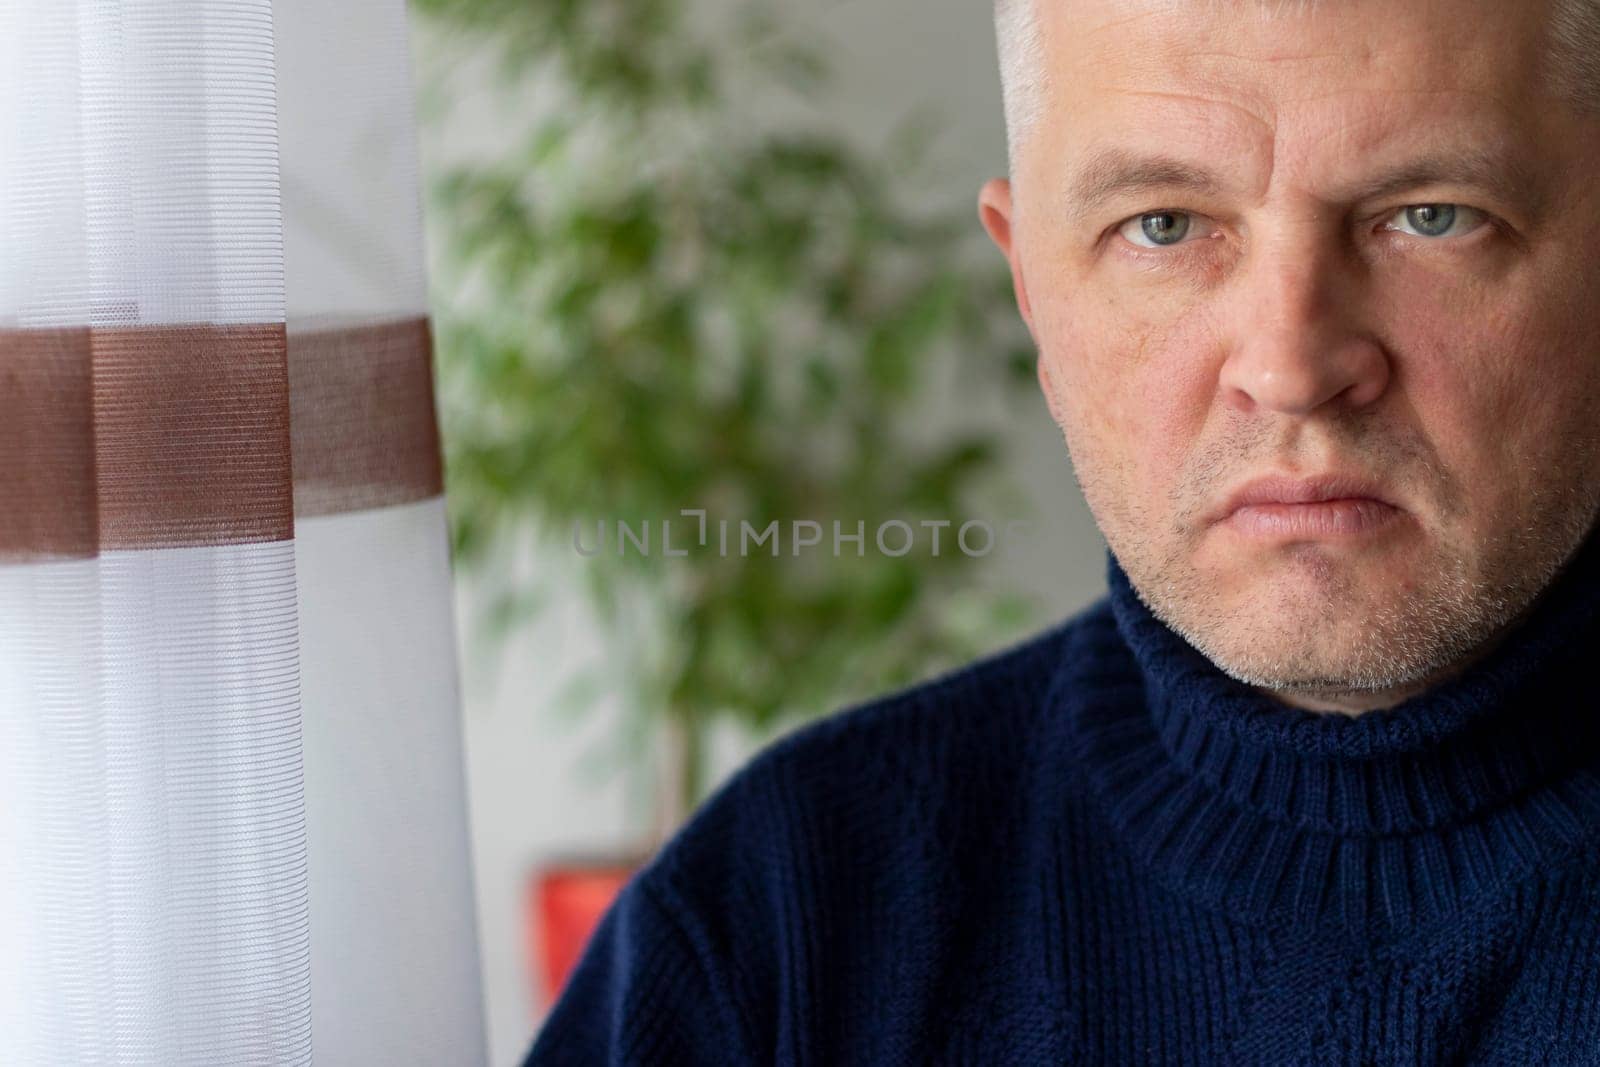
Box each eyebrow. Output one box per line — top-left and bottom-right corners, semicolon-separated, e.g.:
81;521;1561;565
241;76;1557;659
1342;146;1547;219
1063;143;1548;225
1064;148;1227;225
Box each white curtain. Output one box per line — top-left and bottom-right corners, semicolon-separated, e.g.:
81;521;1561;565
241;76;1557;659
0;1;487;1063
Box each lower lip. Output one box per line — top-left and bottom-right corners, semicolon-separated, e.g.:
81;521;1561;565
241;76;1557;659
1224;498;1400;539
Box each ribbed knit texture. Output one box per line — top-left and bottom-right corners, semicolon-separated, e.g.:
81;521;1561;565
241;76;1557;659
526;531;1600;1065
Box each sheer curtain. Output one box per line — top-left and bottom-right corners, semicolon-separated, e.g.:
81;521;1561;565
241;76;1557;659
0;0;487;1063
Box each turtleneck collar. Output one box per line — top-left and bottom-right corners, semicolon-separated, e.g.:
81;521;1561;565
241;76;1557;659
1061;528;1600;937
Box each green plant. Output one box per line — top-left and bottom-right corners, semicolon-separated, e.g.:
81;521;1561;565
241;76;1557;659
417;0;1037;835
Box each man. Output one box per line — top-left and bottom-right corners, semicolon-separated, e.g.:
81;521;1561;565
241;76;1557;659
526;0;1600;1062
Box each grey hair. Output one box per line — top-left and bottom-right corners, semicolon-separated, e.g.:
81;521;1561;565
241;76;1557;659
994;0;1047;178
993;0;1600;177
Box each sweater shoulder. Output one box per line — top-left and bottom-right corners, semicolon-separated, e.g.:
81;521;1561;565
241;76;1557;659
643;595;1118;890
754;597;1109;769
624;598;1122;1055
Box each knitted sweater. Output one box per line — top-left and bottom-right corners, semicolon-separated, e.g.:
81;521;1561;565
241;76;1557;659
524;533;1600;1065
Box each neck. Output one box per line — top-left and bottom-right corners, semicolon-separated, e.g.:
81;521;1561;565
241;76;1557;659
1053;526;1600;933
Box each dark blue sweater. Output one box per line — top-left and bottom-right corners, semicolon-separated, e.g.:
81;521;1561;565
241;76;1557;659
525;533;1600;1065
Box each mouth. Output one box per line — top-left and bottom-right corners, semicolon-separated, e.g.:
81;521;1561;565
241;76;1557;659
1212;474;1403;540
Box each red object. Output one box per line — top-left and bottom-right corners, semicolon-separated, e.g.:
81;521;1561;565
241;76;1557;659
531;861;639;1009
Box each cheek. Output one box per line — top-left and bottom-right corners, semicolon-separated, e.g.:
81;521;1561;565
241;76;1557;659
1376;265;1600;547
1385;272;1600;511
1033;283;1223;504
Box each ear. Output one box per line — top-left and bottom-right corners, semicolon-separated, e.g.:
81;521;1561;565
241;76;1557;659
978;177;1035;335
981;177;1061;423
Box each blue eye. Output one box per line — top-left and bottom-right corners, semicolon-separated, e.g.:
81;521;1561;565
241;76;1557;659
1387;203;1487;239
1142;212;1189;245
1119;210;1206;248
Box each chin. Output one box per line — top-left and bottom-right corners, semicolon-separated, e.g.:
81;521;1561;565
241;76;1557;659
1205;612;1479;711
1166;551;1454;694
1180;558;1514;704
1201;628;1422;697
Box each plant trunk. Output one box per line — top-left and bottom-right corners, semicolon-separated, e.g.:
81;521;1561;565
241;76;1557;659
652;705;704;849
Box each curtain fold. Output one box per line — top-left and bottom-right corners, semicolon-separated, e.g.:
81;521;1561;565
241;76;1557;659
0;1;486;1063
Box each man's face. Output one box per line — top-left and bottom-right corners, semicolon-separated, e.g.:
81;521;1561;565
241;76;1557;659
981;0;1600;711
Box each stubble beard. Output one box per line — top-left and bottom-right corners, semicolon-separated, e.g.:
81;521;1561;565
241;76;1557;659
1118;480;1600;711
1068;413;1600;712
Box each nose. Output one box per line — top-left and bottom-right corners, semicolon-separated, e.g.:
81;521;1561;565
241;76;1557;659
1218;239;1390;416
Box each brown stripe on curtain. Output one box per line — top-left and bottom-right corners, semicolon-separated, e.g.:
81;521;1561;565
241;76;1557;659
1;324;294;559
1;317;444;560
287;317;445;518
0;328;98;559
97;324;295;550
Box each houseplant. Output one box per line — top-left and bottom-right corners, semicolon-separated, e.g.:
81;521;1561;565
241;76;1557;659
414;0;1037;1003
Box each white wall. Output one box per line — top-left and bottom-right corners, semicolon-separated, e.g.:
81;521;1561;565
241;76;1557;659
420;2;1108;1062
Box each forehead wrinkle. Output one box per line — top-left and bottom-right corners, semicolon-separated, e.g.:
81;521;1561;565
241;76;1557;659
1049;84;1277;214
1081;83;1278;128
1058;94;1549;228
1272;94;1554;219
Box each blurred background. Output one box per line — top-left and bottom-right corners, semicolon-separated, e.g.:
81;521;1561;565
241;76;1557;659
407;0;1107;1060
